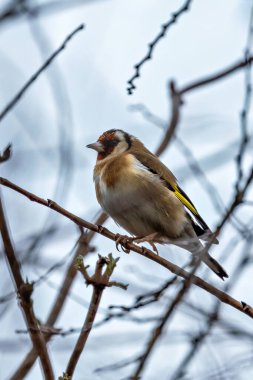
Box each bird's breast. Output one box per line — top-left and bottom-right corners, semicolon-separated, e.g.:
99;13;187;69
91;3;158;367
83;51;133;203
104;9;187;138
94;154;150;214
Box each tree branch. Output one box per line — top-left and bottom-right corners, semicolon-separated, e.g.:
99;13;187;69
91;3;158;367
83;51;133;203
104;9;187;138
0;193;54;380
155;80;181;156
179;55;253;95
155;54;253;155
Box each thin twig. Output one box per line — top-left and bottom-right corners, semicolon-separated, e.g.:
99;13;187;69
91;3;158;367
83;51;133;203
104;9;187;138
179;55;253;95
131;264;202;380
1;176;253;318
235;5;253;192
0;23;84;123
0;194;54;380
127;0;193;94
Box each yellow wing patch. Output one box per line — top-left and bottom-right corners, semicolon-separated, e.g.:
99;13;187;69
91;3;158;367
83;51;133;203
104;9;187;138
174;186;198;216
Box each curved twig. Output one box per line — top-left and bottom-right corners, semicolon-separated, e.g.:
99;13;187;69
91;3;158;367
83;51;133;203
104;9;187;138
0;23;84;123
127;0;193;94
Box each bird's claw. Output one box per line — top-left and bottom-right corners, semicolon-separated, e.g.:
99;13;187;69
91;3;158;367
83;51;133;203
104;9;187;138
115;234;131;253
131;233;159;255
147;241;159;255
115;233;159;255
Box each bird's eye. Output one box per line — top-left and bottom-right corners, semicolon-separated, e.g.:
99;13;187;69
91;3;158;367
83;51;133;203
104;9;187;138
97;138;119;160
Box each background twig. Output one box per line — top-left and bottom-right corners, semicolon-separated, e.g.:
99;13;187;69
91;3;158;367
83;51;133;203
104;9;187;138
127;0;193;94
0;23;84;123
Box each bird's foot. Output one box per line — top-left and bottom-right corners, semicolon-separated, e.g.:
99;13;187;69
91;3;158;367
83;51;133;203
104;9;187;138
115;234;132;253
115;233;160;255
131;233;159;255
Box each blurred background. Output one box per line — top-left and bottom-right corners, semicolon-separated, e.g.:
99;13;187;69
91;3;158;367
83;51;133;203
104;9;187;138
1;0;253;379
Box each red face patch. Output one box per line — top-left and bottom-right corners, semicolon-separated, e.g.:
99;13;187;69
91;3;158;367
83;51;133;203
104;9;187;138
97;131;120;160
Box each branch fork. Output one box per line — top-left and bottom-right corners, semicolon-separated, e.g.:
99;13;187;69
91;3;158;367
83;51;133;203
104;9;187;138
75;254;128;291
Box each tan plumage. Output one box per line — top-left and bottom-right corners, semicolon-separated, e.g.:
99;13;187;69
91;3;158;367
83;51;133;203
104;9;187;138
87;129;228;280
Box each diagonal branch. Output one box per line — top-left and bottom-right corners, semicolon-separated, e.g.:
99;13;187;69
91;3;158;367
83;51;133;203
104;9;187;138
1;176;253;319
0;23;84;123
0;193;54;380
130;263;202;380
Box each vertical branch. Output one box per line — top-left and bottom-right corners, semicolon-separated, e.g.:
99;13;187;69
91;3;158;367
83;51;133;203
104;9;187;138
65;287;103;378
0;193;54;380
235;5;253;192
63;254;127;378
155;80;181;156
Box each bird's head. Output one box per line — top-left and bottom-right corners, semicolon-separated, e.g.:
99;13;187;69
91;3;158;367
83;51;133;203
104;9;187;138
87;129;132;160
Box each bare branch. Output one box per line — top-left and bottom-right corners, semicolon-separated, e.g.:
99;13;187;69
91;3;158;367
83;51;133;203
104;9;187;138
0;23;84;123
127;0;193;94
179;55;253;95
0;194;54;380
155;54;253;155
155;80;181;156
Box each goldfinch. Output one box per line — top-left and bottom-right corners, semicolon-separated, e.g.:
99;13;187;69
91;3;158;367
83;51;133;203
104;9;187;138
87;129;228;280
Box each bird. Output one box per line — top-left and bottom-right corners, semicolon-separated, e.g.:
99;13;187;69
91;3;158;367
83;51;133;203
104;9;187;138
87;129;228;280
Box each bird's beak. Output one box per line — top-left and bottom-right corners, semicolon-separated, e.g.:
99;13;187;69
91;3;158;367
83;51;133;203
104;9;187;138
86;142;104;152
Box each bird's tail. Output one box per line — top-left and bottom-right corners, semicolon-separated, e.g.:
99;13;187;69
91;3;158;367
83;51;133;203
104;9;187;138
202;253;228;281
